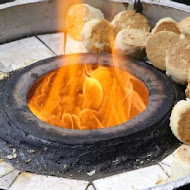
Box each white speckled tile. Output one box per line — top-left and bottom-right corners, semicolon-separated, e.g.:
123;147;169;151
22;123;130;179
37;33;65;56
10;172;89;190
65;35;88;54
159;154;174;177
159;162;172;178
0;170;20;189
0;37;54;71
0;161;14;178
93;165;169;190
159;145;183;178
87;185;96;190
0;63;9;72
160;153;175;167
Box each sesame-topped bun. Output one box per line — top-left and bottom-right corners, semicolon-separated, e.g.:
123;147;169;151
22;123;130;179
178;16;190;31
111;10;150;34
114;28;151;60
146;31;179;71
66;4;104;41
170;100;190;144
171;145;190;179
82;19;115;53
177;16;190;40
152;17;180;35
166;38;190;85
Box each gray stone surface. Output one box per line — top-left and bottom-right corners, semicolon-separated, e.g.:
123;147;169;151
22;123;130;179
0;170;20;189
65;35;88;54
10;172;89;190
0;63;9;72
159;154;174;177
86;185;96;190
0;37;54;71
0;161;14;178
93;165;169;190
38;33;65;55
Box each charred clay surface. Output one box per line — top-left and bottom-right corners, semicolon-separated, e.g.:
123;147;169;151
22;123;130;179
0;54;185;180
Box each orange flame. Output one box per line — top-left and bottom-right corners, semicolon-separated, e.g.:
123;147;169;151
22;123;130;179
27;0;149;130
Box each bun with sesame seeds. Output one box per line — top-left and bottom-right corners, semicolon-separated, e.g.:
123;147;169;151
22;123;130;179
114;28;151;60
146;31;179;71
111;10;150;34
166;38;190;85
152;17;180;35
82;19;115;53
66;4;104;41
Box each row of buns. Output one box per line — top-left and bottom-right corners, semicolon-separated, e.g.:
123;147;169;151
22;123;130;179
66;4;190;85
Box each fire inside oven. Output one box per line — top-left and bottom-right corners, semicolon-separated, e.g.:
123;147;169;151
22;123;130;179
27;62;149;130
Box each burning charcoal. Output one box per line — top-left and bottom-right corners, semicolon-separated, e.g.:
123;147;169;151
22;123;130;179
171;145;190;179
82;19;115;53
146;31;179;71
111;10;150;34
114;28;150;60
152;17;180;35
177;16;190;39
170;99;190;144
166;38;190;85
66;4;104;41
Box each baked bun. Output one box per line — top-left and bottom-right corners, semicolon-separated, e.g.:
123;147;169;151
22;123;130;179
171;145;190;179
152;17;180;35
82;19;115;53
178;16;190;39
111;10;150;33
66;4;104;41
170;100;190;144
114;28;151;60
178;16;190;31
185;80;190;98
166;38;190;85
146;31;179;70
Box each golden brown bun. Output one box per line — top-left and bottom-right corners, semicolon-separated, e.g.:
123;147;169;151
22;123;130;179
111;10;150;34
178;16;190;40
178;16;190;31
82;19;115;53
66;4;104;41
170;100;190;144
166;38;190;85
114;28;151;60
171;145;190;179
146;31;179;70
152;17;180;35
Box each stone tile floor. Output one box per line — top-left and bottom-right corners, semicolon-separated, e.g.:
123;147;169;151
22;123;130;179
0;33;182;190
